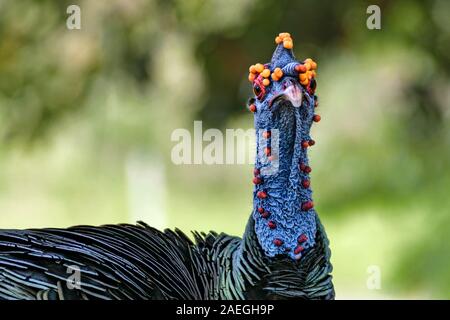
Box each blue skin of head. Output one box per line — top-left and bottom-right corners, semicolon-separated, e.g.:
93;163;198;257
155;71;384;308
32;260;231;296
251;44;317;260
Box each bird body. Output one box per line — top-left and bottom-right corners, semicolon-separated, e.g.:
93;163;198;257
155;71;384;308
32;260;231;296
0;216;333;300
0;33;334;300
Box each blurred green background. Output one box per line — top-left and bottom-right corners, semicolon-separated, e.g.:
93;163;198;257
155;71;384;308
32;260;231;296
0;0;449;299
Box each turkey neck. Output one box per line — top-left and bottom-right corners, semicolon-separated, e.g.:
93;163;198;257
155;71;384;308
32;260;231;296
251;97;317;261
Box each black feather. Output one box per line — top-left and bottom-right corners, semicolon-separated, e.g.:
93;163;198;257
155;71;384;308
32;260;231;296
0;215;333;300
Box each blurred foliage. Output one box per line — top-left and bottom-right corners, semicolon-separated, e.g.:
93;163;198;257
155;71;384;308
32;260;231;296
0;0;449;298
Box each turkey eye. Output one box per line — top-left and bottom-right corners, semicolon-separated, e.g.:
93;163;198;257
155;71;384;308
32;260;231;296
253;85;262;96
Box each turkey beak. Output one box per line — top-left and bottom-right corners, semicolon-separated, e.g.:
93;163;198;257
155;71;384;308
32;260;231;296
283;81;303;107
269;79;303;108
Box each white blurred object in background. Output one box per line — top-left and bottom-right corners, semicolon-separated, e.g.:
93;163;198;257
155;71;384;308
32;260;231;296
126;151;167;230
